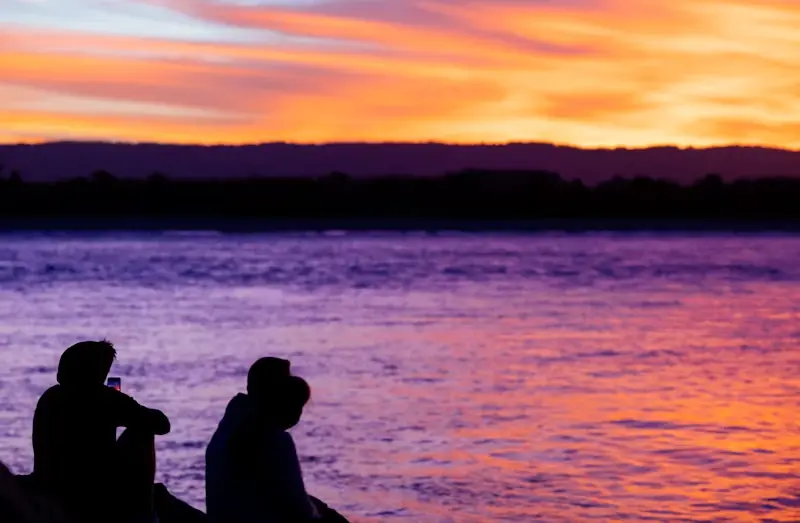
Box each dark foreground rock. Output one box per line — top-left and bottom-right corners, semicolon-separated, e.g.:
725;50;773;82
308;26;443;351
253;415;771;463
1;462;206;523
0;462;70;523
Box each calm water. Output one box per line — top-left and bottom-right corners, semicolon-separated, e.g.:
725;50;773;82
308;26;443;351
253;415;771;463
0;232;798;522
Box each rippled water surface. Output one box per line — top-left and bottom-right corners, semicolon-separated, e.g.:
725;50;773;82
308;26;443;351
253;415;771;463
0;232;798;522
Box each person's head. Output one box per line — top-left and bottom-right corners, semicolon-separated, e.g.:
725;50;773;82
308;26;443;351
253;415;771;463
247;356;291;397
246;357;310;429
56;340;116;387
278;376;311;429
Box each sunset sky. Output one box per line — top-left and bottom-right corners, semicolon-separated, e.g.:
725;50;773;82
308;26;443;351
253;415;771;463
1;0;799;147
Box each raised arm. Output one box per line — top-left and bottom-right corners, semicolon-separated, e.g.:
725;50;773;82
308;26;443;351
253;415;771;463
109;389;171;435
137;407;171;435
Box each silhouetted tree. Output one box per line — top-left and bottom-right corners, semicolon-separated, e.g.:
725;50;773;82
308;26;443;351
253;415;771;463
325;171;350;184
147;171;169;185
0;169;798;227
697;173;724;188
91;170;117;185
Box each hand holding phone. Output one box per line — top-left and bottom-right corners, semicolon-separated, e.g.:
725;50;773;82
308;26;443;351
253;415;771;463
107;376;121;392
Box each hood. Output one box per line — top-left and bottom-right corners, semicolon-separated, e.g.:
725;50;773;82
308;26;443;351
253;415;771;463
207;393;263;470
219;393;256;430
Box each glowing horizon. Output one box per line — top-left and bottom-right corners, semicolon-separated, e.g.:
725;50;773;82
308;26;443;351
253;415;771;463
1;0;799;148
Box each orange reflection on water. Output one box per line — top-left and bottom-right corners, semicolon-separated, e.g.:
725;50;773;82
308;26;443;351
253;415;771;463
383;283;800;521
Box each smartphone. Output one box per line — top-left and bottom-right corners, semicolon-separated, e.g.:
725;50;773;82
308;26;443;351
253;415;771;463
107;376;121;392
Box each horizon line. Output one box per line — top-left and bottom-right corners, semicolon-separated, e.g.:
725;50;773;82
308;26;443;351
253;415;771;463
1;139;798;153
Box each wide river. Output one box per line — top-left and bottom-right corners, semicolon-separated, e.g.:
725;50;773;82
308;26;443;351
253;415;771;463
0;232;798;522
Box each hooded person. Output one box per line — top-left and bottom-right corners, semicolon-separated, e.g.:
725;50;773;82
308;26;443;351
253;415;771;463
31;340;171;523
205;357;349;523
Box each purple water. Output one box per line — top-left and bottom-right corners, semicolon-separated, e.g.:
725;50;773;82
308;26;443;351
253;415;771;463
0;232;798;522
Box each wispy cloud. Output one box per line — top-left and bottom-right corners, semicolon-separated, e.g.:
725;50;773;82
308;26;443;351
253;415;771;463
0;0;798;147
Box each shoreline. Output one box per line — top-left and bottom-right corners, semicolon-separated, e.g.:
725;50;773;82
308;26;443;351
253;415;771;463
1;218;800;233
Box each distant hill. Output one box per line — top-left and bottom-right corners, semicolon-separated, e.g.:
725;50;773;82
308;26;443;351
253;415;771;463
0;142;798;183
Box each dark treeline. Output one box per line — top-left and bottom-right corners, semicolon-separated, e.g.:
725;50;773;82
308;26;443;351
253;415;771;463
1;166;799;229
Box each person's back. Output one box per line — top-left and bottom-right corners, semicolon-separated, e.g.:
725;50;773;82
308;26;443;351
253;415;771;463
206;358;326;523
33;383;149;497
205;393;255;523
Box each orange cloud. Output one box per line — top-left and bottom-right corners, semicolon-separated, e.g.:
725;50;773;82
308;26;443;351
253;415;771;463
0;0;798;147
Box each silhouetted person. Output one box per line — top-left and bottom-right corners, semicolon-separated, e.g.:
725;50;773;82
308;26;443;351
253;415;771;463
31;340;170;523
206;357;349;523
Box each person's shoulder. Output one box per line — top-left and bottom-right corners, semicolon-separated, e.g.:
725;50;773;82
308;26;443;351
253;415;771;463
258;430;299;469
99;386;139;405
36;384;62;404
33;385;66;422
41;384;62;395
265;429;296;451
